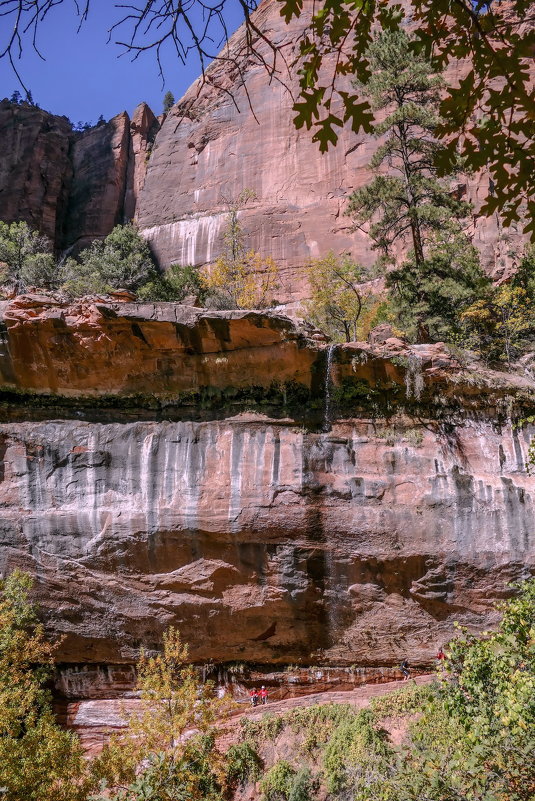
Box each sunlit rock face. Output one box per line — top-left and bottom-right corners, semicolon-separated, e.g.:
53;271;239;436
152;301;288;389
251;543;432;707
0;299;533;670
136;0;527;300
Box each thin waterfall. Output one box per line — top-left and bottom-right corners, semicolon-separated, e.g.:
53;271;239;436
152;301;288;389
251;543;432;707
323;343;336;432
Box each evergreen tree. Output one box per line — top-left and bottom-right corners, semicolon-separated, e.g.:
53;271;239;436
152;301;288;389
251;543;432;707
62;223;160;296
162;90;175;113
0;220;56;292
346;31;487;342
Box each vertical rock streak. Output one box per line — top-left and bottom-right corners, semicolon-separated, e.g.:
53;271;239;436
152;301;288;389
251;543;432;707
1;413;534;664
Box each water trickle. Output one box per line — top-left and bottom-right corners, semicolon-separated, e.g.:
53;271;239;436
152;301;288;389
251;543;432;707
323;344;336;432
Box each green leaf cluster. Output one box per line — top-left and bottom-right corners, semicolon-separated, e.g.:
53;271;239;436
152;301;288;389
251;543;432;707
0;221;55;292
305;252;378;342
461;247;535;365
282;0;534;234
61;223;161;296
0;571;93;801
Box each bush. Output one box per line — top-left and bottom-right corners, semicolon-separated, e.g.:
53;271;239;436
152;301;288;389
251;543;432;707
0;571;93;801
323;709;393;795
288;768;315;801
61;224;159;296
260;760;296;801
0;220;55;292
226;741;263;787
137;263;205;303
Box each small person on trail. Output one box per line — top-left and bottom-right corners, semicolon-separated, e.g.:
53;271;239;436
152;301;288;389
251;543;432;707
250;687;258;707
436;647;445;662
400;659;410;680
260;685;268;705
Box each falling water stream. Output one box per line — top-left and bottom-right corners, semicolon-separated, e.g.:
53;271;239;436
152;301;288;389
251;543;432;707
323;343;336;432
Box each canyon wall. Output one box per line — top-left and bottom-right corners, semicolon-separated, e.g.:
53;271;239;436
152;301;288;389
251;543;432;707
1;0;529;299
0;297;533;680
136;0;526;300
0;100;73;245
0;100;158;252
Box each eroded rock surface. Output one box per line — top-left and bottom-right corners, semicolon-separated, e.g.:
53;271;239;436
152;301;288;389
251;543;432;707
0;100;73;244
0;300;533;677
63;113;131;251
0;101;159;253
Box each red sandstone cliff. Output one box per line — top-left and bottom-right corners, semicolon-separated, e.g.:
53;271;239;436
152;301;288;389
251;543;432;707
1;0;530;291
0;297;533;676
0;100;73;244
135;0;527;299
0;100;159;252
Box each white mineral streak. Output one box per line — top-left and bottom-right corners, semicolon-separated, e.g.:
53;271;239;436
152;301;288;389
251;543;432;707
141;214;224;266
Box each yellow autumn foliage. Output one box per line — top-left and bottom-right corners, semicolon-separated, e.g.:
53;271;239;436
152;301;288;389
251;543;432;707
202;250;279;309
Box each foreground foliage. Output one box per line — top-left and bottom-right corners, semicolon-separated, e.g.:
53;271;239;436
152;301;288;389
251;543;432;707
236;579;535;801
0;571;93;801
92;628;232;801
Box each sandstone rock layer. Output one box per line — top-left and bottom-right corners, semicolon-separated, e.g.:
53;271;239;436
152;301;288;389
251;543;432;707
0;300;533;675
0;100;73;244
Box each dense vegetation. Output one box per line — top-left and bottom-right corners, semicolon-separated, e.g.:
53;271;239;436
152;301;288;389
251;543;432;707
0;221;203;303
0;572;532;800
231;580;535;801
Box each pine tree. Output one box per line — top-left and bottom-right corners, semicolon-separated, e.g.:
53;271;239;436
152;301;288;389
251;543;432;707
346;31;487;342
162;90;175;113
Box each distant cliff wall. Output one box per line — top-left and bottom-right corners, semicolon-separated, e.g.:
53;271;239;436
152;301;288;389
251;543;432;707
135;0;527;302
0;100;158;252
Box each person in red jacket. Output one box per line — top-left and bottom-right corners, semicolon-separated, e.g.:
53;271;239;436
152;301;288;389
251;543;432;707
250;688;258;707
260;686;268;705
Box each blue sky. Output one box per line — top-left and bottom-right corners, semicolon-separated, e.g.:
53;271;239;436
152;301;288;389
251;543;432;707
0;0;245;124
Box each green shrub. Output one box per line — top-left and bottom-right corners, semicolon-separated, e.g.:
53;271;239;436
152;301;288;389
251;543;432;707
240;713;284;746
370;682;436;718
323;710;393;795
260;760;296;801
137;263;205;303
62;224;159;296
226;741;263;788
288;768;315;801
0;220;55;292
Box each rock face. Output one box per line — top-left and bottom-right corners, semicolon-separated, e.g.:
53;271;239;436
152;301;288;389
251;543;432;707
63;113;131;251
0;101;160;253
0;298;533;677
136;0;528;300
124;103;160;222
0;100;73;245
2;2;529;297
